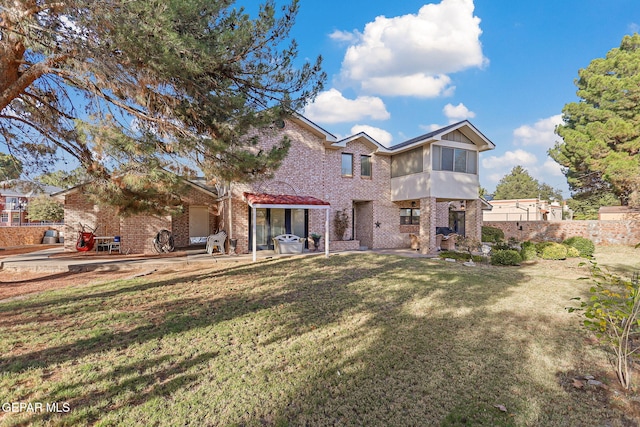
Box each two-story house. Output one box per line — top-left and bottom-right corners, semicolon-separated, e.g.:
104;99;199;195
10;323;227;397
0;180;63;226
60;114;495;256
218;115;495;259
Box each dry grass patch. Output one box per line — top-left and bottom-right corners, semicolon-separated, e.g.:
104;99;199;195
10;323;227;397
0;248;638;426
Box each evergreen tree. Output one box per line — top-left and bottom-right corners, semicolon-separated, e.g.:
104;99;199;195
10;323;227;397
0;0;325;215
493;166;562;201
0;154;22;181
551;34;640;207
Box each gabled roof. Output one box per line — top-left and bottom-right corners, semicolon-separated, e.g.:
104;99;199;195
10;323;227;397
389;120;495;153
0;180;62;197
51;177;217;198
330;132;392;153
291;114;495;155
290;113;337;143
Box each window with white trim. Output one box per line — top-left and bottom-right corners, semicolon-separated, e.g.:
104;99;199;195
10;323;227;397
432;145;477;174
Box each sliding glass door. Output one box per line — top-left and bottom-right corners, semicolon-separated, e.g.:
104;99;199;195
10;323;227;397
249;208;308;250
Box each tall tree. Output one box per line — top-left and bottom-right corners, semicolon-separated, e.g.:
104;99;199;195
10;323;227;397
0;0;324;214
493;166;562;201
550;34;640;207
0;153;22;180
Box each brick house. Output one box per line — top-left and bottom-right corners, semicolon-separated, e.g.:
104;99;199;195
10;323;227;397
0;180;62;226
58;115;495;256
58;178;219;254
218;115;495;259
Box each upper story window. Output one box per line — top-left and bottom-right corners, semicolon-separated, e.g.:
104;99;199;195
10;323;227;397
341;153;353;177
391;147;423;178
432;145;477;174
360;155;372;178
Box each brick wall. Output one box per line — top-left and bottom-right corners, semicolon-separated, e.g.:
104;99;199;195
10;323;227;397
63;185;219;254
227;119;483;254
484;220;640;245
0;225;64;246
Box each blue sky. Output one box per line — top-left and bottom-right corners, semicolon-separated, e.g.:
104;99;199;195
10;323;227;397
284;0;640;197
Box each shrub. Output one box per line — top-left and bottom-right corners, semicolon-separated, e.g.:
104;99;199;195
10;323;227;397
481;226;504;243
563;236;595;258
491;249;522;266
439;251;484;263
520;241;537;261
493;242;512;251
541;242;568;260
535;241;554;256
565;245;581;258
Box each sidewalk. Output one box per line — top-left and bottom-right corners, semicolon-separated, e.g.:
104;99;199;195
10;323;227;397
0;246;435;273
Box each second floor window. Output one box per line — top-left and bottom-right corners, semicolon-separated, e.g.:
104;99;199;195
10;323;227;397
432;145;477;174
360;155;372;178
341;153;353;177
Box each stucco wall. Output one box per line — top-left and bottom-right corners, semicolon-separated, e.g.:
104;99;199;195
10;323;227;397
484;220;640;245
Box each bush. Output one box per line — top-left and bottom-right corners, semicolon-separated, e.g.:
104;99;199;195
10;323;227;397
520;241;537;261
541;242;568;260
481;226;504;243
535;241;554;256
563;236;595;258
565;245;581;258
491;249;522;266
439;251;484;263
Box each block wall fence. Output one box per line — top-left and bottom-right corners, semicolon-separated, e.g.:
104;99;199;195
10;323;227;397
484;220;640;246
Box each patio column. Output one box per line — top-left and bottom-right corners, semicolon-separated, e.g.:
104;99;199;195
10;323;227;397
465;199;482;242
252;206;257;262
419;197;437;255
324;208;330;258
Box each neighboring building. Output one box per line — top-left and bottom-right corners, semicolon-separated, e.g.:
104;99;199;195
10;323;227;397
482;198;564;222
60;115;496;256
598;206;640;220
0;180;63;226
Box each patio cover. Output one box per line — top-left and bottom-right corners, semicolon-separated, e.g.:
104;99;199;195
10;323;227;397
243;193;331;262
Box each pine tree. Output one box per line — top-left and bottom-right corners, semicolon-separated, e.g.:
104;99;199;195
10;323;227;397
551;34;640;206
0;0;325;214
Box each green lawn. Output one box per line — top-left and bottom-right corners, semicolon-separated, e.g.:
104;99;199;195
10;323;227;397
1;247;639;426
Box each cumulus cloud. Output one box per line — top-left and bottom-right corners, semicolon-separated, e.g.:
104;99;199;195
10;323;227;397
443;103;476;122
350;124;393;147
482;149;538;169
329;29;361;44
337;0;487;97
304;89;390;124
513;114;563;148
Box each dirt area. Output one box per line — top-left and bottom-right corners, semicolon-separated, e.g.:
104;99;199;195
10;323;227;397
0;245;59;257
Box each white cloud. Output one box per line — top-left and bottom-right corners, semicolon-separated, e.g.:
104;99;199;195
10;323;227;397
513;114;563;148
482;149;537;169
337;0;487;97
443;103;476;122
540;158;564;177
350;124;393;146
329;29;361;44
419;123;445;132
304;88;390;124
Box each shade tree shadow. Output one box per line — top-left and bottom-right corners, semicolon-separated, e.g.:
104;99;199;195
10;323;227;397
3;253;631;425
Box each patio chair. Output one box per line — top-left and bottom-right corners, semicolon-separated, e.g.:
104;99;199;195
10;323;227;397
206;230;227;255
440;233;457;251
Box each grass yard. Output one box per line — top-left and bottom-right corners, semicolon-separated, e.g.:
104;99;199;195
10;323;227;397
1;246;639;426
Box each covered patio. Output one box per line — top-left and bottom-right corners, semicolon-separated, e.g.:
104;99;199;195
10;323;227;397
243;193;331;262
